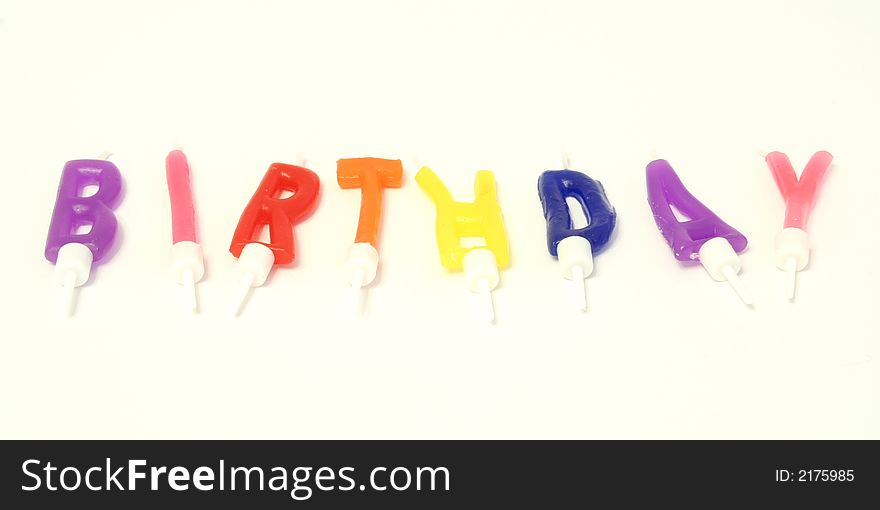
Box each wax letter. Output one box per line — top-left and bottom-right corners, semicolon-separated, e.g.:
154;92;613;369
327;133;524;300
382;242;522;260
337;157;403;247
415;168;510;270
538;170;617;256
765;151;832;230
45;159;122;264
230;163;320;264
646;159;746;261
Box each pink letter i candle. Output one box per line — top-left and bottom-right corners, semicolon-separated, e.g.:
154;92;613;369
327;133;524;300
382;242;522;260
166;150;205;312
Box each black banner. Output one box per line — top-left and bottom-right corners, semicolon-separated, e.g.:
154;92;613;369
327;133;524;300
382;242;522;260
1;441;875;507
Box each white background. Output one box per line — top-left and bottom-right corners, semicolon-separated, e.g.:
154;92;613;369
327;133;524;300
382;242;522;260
1;0;877;438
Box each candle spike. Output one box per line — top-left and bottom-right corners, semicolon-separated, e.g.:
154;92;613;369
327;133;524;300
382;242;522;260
784;256;797;301
232;271;255;316
351;267;366;315
571;265;588;312
477;278;496;323
62;269;77;317
721;265;754;306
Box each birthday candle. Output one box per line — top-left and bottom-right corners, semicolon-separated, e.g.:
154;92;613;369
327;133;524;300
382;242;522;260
337;157;403;313
416;167;510;323
646;159;752;306
165;150;205;312
45;158;122;315
538;167;617;311
765;151;832;300
229;162;320;315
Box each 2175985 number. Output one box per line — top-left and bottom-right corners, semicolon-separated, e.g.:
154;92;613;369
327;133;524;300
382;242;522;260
798;469;854;482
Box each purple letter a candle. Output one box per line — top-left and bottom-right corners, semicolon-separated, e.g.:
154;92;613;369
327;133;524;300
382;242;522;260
646;159;752;306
